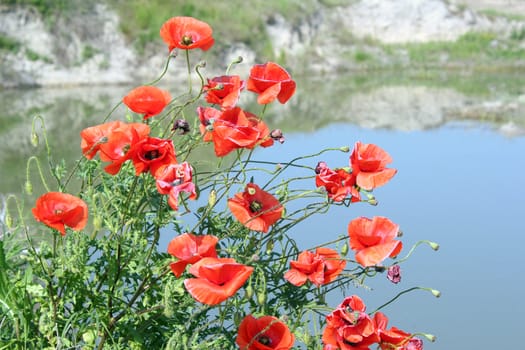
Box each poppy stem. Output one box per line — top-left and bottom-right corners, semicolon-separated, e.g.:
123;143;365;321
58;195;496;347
185;49;192;95
26;156;50;193
395;240;440;264
368;286;429;314
145;54;173;86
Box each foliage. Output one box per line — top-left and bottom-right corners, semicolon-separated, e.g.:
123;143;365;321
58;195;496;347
0;15;438;350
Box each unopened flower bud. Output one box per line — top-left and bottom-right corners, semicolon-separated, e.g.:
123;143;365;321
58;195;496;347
428;241;440;251
367;198;378;206
430;289;441;298
257;290;266;305
339;146;350;153
208;189;217;207
266;239;274;254
197;60;206;68
5;212;13;228
25;181;33;195
233;56;243;64
422;333;437;342
234;312;242;326
172;119;190;134
340;242;348;256
245;284;254;299
93;215;102;231
387;265;401;284
30;132;39;147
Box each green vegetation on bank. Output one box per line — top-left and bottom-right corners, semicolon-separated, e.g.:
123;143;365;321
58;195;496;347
107;0;319;57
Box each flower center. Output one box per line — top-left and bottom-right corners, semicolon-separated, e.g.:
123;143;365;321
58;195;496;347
258;335;271;345
181;35;194;45
249;200;262;213
54;209;63;215
144;150;160;160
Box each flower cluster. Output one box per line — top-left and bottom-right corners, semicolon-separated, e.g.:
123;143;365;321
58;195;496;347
323;295;423;350
25;15;435;350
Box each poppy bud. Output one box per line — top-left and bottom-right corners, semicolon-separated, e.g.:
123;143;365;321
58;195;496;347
245;284;253;299
266;239;274;254
367;198;378;206
428;241;440;251
5;212;13;229
93;215;102;231
257;290;266;305
30;132;39;147
234;312;242;326
197;60;206;68
25;181;33;195
208;189;217;207
422;333;437;342
430;289;441;298
340;242;348;256
339;146;350;152
232;56;243;64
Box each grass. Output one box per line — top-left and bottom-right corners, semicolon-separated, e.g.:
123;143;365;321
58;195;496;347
0;34;21;53
478;9;525;22
394;31;525;67
107;0;319;58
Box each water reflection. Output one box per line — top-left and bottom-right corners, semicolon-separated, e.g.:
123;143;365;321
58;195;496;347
1;71;524;348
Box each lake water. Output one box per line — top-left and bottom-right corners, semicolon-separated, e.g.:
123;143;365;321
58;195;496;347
1;71;524;349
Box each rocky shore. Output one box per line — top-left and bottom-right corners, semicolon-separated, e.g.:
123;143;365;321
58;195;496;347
1;0;525;88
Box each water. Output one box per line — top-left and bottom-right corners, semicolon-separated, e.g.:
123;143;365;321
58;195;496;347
1;71;524;349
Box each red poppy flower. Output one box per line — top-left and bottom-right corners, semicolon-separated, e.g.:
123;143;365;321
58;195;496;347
373;312;423;350
184;257;253;305
315;161;360;202
160;16;214;52
197;106;222;142
322;295;380;350
348;216;403;267
236;315;295;350
247;62;296;104
167;233;218;277
130;137;177;176
155;162;196;211
80;120;125;160
204;75;245;110
122;86;171;120
201;107;273;157
32;192;88;235
228;183;283;233
350;142;397;191
284;247;346;287
97;122;151;175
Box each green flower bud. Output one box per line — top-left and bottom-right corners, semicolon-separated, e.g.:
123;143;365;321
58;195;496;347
25;181;33;195
340;242;348;256
93;215;102;231
422;333;437;342
30;132;39;147
266;239;274;254
428;241;440;251
208;189;217;207
431;289;441;298
245;284;253;300
5;212;13;228
234;312;242;326
257;290;266;305
339;146;350;153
